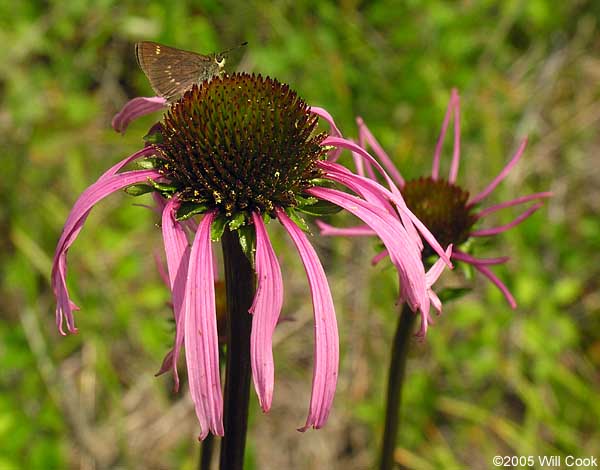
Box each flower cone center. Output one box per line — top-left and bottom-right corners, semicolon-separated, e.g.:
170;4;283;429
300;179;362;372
155;73;327;217
402;177;477;256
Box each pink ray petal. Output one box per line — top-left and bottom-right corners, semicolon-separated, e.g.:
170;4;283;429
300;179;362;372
153;251;170;288
100;146;156;180
448;90;461;184
432;89;458;180
155;349;175;377
276;208;339;431
423;245;453;321
316;219;376;237
319;161;398;217
450;251;509;266
249;212;284;412
356;116;405;187
310;106;343;138
429;290;442;315
426;245;453;286
371;249;389;266
453;249;517;308
351;147;366;178
470;202;544;237
474;192;553;219
356;122;377;180
468;138;528;207
112;96;167;134
318;159;420;249
310;106;344;162
319;160;453;268
52;169;160;335
161;196;191;392
323;136;401;193
184;211;224;439
308;186;430;316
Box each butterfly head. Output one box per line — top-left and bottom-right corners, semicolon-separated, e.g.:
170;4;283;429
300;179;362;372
214;53;226;69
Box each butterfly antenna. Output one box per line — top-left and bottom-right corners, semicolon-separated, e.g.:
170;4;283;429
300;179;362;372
219;41;248;56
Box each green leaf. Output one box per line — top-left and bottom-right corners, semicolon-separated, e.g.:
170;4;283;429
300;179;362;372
143;130;163;144
296;195;319;206
229;212;246;231
211;214;228;241
297;199;342;216
176;201;209;220
148;179;178;194
136;157;160;170
237;224;256;265
123;184;154;197
310;178;338;189
285;208;311;233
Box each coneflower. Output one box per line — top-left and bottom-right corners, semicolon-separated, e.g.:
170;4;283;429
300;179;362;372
319;88;551;312
52;73;450;446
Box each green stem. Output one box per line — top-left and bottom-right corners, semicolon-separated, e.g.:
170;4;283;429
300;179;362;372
199;433;214;470
379;303;416;470
219;229;255;470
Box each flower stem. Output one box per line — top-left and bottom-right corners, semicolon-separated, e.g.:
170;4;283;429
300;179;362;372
379;303;415;470
219;229;255;470
198;433;214;470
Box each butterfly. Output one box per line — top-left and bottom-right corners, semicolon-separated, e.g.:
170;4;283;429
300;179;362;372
135;41;247;102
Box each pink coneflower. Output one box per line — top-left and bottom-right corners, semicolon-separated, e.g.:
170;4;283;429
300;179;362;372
318;89;551;311
52;73;450;439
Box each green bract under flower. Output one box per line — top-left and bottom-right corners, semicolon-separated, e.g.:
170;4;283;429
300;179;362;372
154;73;328;218
402;177;477;257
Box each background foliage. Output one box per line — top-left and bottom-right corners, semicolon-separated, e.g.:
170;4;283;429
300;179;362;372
1;1;599;469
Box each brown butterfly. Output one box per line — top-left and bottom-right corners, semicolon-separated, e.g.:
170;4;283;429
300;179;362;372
135;41;247;103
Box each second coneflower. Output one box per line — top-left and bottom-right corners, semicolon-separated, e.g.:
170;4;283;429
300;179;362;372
319;88;551;311
53;72;451;439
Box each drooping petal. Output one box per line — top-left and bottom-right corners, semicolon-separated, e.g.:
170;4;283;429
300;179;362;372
356;116;405;187
249;212;284;412
424;245;453;321
452;250;517;308
111;96;167;134
308;186;430;315
468;138;528;207
414;245;453;336
184;211;224;439
276;208;339;431
323;136;401;194
98;146;156;181
426;245;453;287
470;202;544;237
310;106;344;162
318;158;422;251
52;169;160;334
474;192;553;219
153;251;171;288
160;196;191;392
310;106;343;138
319;161;398;218
316;220;376;237
318;160;453;268
355;126;377;180
429;290;442;316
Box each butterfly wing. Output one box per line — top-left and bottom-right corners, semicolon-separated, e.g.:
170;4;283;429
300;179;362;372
135;41;221;102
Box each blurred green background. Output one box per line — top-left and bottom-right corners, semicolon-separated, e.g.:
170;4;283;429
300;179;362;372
1;1;599;469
